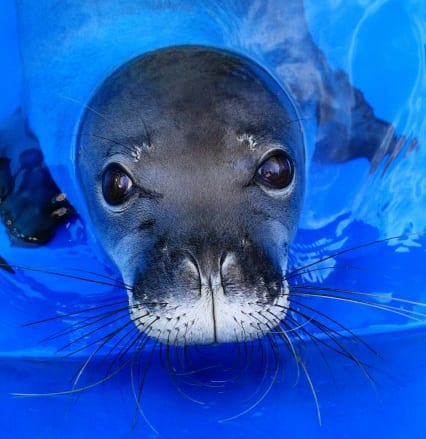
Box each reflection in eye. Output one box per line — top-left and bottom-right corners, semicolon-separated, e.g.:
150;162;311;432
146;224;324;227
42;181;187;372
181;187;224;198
102;164;134;205
255;152;294;189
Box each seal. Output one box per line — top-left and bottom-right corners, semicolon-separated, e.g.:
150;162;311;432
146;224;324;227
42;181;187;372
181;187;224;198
0;41;411;346
76;46;305;345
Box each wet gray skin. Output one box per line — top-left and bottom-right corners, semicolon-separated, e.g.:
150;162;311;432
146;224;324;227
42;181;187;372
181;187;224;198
77;46;305;345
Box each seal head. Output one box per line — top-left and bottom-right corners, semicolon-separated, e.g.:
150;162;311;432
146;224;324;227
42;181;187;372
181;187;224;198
77;46;305;345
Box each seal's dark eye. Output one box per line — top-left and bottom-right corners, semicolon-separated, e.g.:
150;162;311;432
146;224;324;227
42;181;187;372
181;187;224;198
102;164;134;205
255;151;294;189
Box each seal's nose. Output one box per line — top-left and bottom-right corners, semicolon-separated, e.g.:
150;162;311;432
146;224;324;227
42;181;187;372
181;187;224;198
181;248;226;296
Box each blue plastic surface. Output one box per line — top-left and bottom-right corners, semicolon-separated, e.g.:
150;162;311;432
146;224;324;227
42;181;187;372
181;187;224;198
0;1;425;438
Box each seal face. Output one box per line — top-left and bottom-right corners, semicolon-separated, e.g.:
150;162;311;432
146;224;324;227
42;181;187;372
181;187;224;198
77;46;305;345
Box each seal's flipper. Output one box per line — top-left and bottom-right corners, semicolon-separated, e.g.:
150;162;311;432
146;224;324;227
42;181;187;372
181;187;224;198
0;256;14;274
0;157;13;203
0;110;75;246
314;69;415;173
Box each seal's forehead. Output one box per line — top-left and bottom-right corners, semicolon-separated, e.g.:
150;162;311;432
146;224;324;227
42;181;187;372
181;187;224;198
89;46;293;119
117;46;262;85
79;47;304;162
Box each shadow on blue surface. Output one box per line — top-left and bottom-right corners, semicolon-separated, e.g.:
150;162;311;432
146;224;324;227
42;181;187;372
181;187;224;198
1;327;426;438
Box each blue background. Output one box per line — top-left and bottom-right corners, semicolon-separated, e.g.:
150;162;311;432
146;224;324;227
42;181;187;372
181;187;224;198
0;0;425;438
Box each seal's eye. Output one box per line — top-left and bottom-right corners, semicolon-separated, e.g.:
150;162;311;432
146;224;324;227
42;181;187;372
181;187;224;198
102;164;134;205
255;151;294;189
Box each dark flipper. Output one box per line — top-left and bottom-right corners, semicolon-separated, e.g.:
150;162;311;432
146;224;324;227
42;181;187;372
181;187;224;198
313;69;416;173
0;109;75;247
0;256;14;273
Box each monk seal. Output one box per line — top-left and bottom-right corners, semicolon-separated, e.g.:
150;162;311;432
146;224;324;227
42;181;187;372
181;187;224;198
76;46;305;345
0;41;412;346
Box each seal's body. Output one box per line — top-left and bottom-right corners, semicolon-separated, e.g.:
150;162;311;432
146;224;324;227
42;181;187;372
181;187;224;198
0;15;409;343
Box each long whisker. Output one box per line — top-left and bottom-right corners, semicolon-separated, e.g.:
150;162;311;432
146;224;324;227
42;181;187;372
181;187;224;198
102;323;148;379
285;233;422;281
60;95;135;150
290;285;426;310
25;300;167;326
284;306;375;383
290;291;426;321
285;299;377;354
130;339;159;434
58;316;136;358
299;356;321;425
219;333;280;423
164;333;205;405
71;327;121;389
264;310;300;383
87;133;134;154
3;263;130;291
286;264;392;282
11;342;141;397
41;305;132;343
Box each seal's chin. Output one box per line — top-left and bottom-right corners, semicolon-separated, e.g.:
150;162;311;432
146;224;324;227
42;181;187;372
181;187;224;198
128;281;290;346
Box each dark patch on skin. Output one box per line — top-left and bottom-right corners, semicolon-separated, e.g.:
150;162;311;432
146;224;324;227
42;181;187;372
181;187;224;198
138;219;156;231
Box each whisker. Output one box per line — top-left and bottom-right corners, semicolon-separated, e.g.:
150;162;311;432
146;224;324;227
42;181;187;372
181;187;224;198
299;356;321;425
87;133;134;154
164;334;205;404
4;264;131;291
58;316;136;358
290;285;426;309
290;291;426;321
286;264;392;283
71;329;119;389
285;232;423;281
284;307;375;383
11;341;142;397
44;322;155;398
41;305;132;343
130;339;159;433
25;300;166;327
263;310;300;383
283;318;337;381
221;321;255;383
284;299;377;355
99;312;159;377
219;333;280;423
102;322;149;379
61;95;135;149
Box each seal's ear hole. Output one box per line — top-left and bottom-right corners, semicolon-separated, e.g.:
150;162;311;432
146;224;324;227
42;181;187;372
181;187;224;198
102;164;134;206
255;151;294;189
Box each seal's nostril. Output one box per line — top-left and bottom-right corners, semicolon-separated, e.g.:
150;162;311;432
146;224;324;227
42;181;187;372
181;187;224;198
219;251;227;270
219;252;238;274
183;250;200;272
182;250;202;295
182;257;198;274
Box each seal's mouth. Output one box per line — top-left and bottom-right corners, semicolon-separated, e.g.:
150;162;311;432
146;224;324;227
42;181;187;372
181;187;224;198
127;250;290;345
128;282;290;346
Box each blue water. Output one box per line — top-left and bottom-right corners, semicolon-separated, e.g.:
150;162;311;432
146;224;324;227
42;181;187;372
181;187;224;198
1;0;426;438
